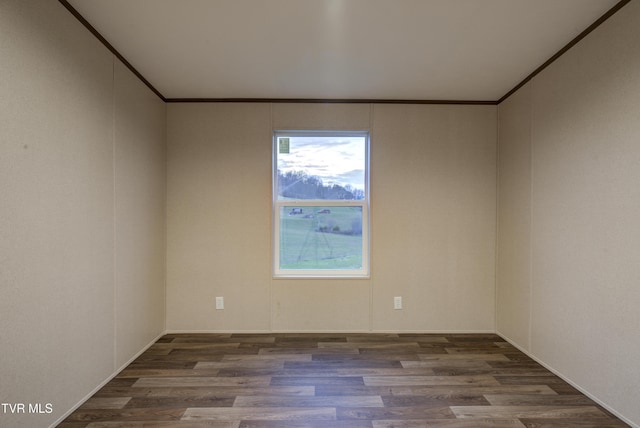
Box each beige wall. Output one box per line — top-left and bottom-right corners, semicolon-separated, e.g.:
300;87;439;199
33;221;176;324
496;84;532;348
497;1;640;425
114;60;167;367
372;105;497;332
4;0;639;426
0;1;166;427
166;103;497;332
166;103;273;331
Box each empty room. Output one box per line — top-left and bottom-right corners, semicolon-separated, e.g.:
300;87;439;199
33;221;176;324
1;0;639;427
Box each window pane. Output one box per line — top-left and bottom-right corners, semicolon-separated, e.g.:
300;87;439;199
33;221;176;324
276;135;366;200
279;206;363;270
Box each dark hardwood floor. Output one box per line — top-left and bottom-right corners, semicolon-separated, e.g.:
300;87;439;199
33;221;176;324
58;333;629;427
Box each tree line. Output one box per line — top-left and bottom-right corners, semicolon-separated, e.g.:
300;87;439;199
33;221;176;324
277;170;364;200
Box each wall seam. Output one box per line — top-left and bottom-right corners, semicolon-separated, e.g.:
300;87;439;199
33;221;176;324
494;105;500;335
369;103;374;332
163;103;169;334
111;56;118;370
269;103;274;332
528;82;534;353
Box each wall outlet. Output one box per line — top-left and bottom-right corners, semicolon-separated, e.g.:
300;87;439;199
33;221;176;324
215;296;224;310
394;296;402;310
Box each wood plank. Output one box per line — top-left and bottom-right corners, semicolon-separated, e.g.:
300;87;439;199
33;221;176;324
431;367;550;376
450;405;608;419
517;418;629;427
381;394;490;407
313;353;422;362
182;407;337;421
118;368;220;378
127;360;198;369
62;408;186;423
234;395;384;408
363;375;500;387
270;376;365;386
222;353;312;362
286;360;403;369
195;361;284;369
145;386;315;398
372;419;527;428
124;396;235;408
172;336;275;344
80;397;132;409
133;376;271;388
484;394;595;406
335;368;436;377
336;405;455;420
315;384;558;397
239;421;372;428
259;347;359;355
318;342;421;349
401;360;493;369
86;422;239;428
419;354;511;361
151;343;241;350
93;386;158;398
496;376;576;386
394;335;451;343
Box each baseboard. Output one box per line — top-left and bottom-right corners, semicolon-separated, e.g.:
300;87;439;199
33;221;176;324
164;329;273;334
164;329;497;334
372;330;497;334
49;331;166;428
497;330;638;428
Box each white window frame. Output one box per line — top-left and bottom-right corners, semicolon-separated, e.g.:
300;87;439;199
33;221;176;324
273;130;370;278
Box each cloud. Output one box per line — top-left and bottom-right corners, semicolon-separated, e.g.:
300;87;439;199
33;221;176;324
277;135;366;190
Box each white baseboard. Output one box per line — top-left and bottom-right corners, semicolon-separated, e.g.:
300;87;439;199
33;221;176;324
164;329;272;334
371;329;497;334
164;329;497;334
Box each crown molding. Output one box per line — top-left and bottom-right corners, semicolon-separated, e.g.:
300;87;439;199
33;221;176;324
164;98;497;105
60;0;632;106
58;0;166;102
498;0;632;104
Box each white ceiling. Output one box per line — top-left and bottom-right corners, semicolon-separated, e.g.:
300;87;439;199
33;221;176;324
66;0;620;101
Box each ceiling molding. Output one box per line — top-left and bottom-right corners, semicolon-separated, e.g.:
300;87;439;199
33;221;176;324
59;0;632;106
58;0;166;101
164;98;498;105
498;0;632;104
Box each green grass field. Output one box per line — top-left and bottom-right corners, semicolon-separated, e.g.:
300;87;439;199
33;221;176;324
279;206;362;269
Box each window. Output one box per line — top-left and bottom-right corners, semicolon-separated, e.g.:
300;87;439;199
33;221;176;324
273;131;369;278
